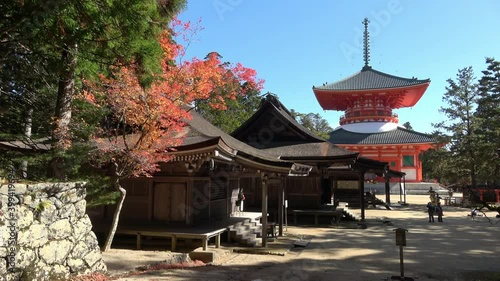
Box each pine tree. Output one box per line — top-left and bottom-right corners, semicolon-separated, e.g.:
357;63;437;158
434;67;481;188
477;58;500;187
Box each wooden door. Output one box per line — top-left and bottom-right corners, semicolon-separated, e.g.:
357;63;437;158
153;182;187;222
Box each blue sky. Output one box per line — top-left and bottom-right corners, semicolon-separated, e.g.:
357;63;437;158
178;0;500;134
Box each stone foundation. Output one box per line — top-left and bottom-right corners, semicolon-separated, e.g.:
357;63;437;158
0;182;106;281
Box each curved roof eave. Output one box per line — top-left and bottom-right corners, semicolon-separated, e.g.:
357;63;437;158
313;67;430;92
313;82;430;93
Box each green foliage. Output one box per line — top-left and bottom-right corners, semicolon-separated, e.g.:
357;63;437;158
83;175;119;208
402;122;413;130
420;131;453;184
33;200;52;219
427;59;500;189
196;86;262;133
476;58;500;187
433;66;481;187
0;0;187;206
290;110;333;140
1;0;187;143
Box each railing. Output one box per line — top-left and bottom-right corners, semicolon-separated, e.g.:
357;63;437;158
339;115;399;125
340;112;398;120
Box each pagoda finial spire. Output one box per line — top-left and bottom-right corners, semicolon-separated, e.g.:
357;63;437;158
362;18;371;69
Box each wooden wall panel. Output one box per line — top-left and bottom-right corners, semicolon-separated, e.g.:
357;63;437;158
121;198;149;220
192;179;210;224
170;182;187;222
285;177;321;209
153;183;171;221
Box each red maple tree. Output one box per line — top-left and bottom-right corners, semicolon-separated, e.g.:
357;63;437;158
81;18;263;251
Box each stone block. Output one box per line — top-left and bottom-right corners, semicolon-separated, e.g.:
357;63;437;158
18;222;48;247
15;247;37;268
72;216;92;241
59;203;77;219
84;249;103;268
22;260;50;281
39;240;72;264
83;232;99;250
92;259;108;273
48;197;63;209
37;203;57;224
11;184;27;195
48;219;72;240
70;241;91;259
74;200;87;217
0;182;103;278
189;251;216;263
22;195;32;206
16;206;34;229
0;258;6;276
49;264;70;280
67;258;86;273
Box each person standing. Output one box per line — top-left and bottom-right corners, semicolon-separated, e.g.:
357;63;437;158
426;202;435;223
436;202;443;222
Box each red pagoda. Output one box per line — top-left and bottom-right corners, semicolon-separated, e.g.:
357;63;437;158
313;18;435;183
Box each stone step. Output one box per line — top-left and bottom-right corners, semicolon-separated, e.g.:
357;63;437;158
229;220;261;247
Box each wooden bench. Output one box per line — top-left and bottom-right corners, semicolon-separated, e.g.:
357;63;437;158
115;228;227;251
293;209;344;225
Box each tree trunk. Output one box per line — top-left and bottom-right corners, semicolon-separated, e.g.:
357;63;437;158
102;176;126;252
21;108;33;178
49;43;78;180
53;42;78;151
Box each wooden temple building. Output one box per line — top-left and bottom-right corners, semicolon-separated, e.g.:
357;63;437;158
89;95;404;249
313;18;436;183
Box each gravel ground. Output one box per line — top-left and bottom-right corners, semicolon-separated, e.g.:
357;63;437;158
102;195;500;281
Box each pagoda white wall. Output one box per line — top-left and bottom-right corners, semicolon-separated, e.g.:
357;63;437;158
340;122;399;133
401;168;417;181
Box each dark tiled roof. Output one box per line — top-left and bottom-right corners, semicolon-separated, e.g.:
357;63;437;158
328;127;435;145
314;66;430;91
232;95;330;147
184;110;291;163
263;142;353;158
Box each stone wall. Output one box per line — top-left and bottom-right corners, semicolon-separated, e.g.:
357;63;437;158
0;182;107;281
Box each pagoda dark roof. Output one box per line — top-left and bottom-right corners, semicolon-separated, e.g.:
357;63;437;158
328;127;436;145
313;66;430;91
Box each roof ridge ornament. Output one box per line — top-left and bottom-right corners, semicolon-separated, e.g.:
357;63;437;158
362;17;371;71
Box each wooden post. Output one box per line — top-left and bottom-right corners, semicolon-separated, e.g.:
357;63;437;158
399;245;404;278
278;178;284;236
385;174;391;204
399;178;403;203
136;233;142;250
261;174;268;247
202;237;208;251
171;235;177;251
359;171;365;221
402;177;407;204
215;234;221;248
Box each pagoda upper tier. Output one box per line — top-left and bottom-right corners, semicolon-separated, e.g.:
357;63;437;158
313;66;430;125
